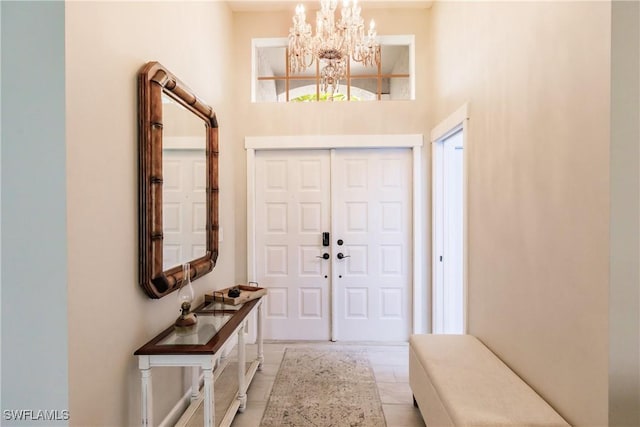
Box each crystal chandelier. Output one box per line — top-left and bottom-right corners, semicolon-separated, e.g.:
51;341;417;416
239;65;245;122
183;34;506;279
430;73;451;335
289;0;380;99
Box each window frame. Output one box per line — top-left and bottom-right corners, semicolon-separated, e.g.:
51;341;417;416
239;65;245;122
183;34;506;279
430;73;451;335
251;35;415;102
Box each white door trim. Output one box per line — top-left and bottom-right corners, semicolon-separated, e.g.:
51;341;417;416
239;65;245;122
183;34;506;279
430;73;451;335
431;104;469;143
329;149;338;341
431;103;469;334
246;134;425;337
245;134;423;150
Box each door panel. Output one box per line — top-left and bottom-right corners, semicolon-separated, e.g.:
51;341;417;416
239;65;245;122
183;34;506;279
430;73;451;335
256;150;331;340
433;128;464;334
255;148;412;341
333;148;412;341
442;130;464;333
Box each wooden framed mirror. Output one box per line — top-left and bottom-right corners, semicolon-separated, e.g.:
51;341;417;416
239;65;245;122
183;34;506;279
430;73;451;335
138;61;219;299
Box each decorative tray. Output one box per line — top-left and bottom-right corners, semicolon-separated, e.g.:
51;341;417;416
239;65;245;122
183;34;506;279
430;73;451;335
204;284;267;306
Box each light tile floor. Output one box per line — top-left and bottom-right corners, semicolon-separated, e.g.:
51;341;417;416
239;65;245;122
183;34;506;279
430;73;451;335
230;342;426;427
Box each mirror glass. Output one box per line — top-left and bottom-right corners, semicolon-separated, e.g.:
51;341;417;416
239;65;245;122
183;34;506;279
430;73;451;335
138;62;219;299
162;94;207;270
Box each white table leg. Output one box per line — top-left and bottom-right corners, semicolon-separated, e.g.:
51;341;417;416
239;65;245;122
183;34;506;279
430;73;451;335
219;346;227;367
203;367;215;427
237;322;247;412
257;300;264;370
140;358;153;427
191;367;200;402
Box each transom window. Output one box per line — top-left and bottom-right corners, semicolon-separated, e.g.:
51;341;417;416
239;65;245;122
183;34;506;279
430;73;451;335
252;36;415;102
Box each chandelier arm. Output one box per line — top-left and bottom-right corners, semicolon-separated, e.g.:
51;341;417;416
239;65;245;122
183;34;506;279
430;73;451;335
305;52;316;69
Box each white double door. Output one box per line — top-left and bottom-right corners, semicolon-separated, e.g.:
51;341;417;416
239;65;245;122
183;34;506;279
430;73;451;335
255;148;412;341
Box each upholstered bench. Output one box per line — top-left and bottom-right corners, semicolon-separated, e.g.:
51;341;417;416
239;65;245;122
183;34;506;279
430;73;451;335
409;334;570;426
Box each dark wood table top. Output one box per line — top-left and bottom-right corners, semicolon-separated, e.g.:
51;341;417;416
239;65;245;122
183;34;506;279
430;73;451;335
134;298;260;356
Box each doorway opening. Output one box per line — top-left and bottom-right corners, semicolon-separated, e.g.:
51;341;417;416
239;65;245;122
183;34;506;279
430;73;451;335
431;104;469;334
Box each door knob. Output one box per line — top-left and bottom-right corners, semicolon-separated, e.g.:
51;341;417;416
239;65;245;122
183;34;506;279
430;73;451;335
337;253;350;260
316;253;330;260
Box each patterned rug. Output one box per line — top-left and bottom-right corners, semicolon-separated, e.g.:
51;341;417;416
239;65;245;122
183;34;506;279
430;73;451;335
260;347;387;427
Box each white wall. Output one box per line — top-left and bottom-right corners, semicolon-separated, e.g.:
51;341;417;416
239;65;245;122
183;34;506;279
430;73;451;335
256;48;278;102
65;2;234;425
1;1;69;425
390;48;410;100
429;2;610;425
610;1;640;425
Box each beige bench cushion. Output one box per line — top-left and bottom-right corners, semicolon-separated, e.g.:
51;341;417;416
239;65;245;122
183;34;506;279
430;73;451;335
409;334;570;426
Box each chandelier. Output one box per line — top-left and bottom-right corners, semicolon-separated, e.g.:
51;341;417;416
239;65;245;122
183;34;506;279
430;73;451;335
288;0;381;99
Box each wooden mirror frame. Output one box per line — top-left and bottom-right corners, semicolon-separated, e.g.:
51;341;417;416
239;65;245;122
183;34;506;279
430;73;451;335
138;61;219;299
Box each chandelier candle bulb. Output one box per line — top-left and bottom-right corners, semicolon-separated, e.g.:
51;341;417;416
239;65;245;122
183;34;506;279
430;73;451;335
342;0;351;19
353;0;361;18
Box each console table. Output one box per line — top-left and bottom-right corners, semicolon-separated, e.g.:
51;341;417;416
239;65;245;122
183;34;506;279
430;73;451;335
134;297;264;427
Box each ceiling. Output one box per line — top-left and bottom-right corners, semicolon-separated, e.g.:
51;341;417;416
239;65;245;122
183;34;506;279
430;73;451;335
228;0;433;12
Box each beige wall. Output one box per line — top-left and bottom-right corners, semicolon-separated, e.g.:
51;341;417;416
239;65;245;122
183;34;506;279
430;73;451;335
65;2;234;425
429;2;610;425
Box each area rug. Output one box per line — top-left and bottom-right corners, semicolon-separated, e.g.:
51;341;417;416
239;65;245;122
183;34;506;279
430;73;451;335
260;347;387;427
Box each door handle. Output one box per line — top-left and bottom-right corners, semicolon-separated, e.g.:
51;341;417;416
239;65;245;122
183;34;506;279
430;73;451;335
316;253;330;260
337;253;350;260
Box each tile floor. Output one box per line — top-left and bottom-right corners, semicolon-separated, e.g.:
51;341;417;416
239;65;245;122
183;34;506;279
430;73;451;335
230;342;426;427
